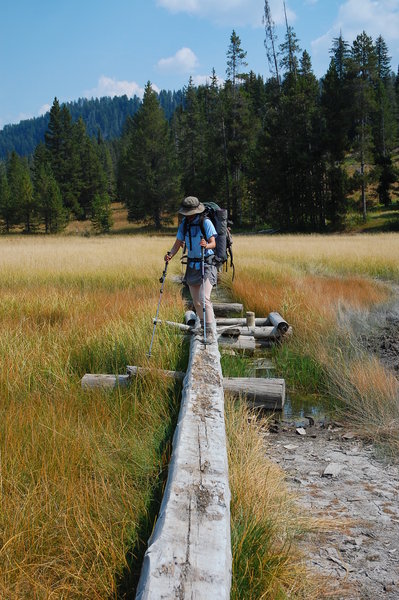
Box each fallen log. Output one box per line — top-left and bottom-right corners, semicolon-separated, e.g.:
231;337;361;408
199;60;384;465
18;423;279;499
81;374;130;389
216;317;269;327
224;377;285;409
218;335;273;351
213;303;243;317
153;319;192;332
267;311;289;333
184;310;197;326
81;368;285;408
218;325;280;339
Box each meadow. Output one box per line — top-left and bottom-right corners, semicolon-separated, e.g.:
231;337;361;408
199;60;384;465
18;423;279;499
0;233;398;598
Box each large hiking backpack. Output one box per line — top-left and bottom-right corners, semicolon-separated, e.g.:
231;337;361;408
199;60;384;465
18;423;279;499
182;201;235;280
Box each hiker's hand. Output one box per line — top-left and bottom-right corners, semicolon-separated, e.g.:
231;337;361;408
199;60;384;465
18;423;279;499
200;238;207;248
164;252;172;262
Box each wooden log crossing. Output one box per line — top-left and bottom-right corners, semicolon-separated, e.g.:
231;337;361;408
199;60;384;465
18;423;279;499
80;304;290;597
135;325;232;599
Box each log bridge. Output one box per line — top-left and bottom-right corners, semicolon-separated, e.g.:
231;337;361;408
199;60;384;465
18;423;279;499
80;306;290;598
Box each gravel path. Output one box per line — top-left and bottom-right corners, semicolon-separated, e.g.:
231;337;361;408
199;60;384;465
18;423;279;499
266;421;399;599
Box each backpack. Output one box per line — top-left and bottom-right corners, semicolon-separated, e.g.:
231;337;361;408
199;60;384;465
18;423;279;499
182;201;235;280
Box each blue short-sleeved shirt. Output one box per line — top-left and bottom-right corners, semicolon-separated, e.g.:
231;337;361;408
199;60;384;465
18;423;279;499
177;216;217;270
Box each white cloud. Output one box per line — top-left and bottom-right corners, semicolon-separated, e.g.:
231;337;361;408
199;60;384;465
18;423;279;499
157;0;295;28
191;73;225;86
312;0;399;72
38;103;51;116
84;75;145;99
157;47;199;73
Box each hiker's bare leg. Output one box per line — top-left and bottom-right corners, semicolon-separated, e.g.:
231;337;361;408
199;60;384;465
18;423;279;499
189;280;214;325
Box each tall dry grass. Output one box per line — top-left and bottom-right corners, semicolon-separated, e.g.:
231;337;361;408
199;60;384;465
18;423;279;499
0;236;186;598
228;234;399;453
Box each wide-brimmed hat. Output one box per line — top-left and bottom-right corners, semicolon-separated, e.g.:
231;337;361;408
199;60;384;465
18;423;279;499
178;196;205;216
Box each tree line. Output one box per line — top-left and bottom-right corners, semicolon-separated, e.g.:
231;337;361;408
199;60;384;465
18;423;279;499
0;3;398;234
0;92;184;160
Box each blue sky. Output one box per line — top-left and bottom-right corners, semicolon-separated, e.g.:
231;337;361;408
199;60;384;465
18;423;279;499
1;0;399;130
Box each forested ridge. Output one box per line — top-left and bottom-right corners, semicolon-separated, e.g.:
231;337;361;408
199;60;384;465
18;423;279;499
1;3;399;234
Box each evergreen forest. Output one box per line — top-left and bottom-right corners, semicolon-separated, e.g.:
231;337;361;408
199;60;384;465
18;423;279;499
1;4;399;234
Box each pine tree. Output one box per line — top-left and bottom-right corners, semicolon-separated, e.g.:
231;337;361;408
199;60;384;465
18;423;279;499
6;151;24;229
226;30;248;89
33;145;67;233
91;193;113;233
19;162;36;233
0;173;14;232
373;35;397;205
349;31;377;220
175;77;205;196
120;82;180;229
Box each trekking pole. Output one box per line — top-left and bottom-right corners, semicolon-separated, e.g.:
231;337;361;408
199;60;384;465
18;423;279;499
201;241;207;346
147;256;170;358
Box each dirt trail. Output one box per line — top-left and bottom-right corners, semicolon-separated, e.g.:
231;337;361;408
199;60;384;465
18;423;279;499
266;288;399;598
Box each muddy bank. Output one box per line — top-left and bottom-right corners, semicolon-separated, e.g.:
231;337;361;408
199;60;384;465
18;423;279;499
350;284;399;374
265;421;399;599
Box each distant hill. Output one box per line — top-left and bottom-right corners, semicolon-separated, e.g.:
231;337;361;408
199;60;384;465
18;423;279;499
0;90;184;159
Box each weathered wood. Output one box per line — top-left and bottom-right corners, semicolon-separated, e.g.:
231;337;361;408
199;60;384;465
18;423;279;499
81;374;130;389
212;303;243;317
82;368;284;408
215;317;269;326
184;310;197;326
223;377;285;410
218;325;280;339
218;335;273;351
267;311;289;333
217;335;256;351
246;311;255;328
136;325;231;598
153;319;192;332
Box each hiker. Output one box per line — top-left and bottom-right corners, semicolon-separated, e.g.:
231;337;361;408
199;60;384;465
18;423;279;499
164;196;217;337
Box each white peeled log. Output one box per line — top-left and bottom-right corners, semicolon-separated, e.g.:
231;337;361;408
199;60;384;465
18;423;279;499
184;310;197;326
218;336;273;351
82;367;285;408
223;377;285;410
216;317;269;326
81;374;130;389
218;325;281;339
267;312;289;333
135;323;232;599
212;303;243;317
152;319;192;332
